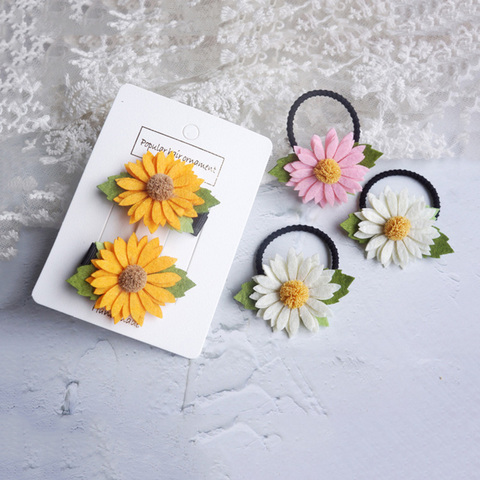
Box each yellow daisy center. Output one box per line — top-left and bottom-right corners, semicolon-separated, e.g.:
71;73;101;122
279;280;309;309
313;158;341;184
146;173;174;201
384;216;411;241
118;265;147;293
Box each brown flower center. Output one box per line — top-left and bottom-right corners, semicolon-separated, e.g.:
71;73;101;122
146;173;174;201
384;216;411;241
118;265;147;293
313;158;342;184
279;280;309;309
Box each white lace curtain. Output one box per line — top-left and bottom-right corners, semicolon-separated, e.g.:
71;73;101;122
1;0;479;258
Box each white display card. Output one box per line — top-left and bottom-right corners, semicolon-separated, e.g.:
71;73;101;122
33;84;272;358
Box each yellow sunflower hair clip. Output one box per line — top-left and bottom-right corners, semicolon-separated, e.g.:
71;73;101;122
98;151;220;235
67;232;195;327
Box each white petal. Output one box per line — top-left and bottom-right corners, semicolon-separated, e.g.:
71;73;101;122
250;292;262;301
396;239;410;267
262;264;280;283
361;208;386;225
276;306;291;331
270;254;289;283
368;193;390;219
386;189;398;216
304;266;326;286
380;239;394;266
365;234;388;252
287;248;299;280
297;256;313;281
253;274;281;290
263;301;284;326
299;305;319;332
253;284;276;295
255;292;280;309
309;282;340;300
403;236;422;258
397;189;410;216
306;297;331;317
256;308;266;318
359;221;383;235
286;309;300;337
354;211;366;221
354;230;375;239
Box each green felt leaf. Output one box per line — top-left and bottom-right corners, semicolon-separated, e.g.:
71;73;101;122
179;216;194;234
233;280;257;310
67;264;99;301
340;213;369;244
357;144;383;169
425;228;454;258
195;188;220;214
95;242;105;257
316;317;329;327
268;154;297;183
323;270;355;305
97;172;130;201
163;266;196;298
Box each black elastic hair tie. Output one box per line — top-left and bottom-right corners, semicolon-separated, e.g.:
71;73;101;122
255;225;339;275
80;242;99;266
359;169;441;218
286;90;361;149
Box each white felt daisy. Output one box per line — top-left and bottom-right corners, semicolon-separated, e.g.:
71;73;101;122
249;248;340;337
354;186;440;268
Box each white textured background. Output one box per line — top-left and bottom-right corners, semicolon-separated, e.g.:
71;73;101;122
1;1;480;479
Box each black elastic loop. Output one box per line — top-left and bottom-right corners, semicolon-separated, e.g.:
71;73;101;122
359;169;441;218
255;225;339;275
80;242;99;266
287;90;361;149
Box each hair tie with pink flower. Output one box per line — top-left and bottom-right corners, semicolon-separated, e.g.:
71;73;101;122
269;90;383;207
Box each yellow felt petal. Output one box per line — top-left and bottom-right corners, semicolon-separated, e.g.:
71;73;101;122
122;301;130;321
90;269;115;278
116;177;146;191
90;275;119;289
143;256;177;274
129;292;145;326
137;241;163;267
138;290;163;318
127;232;139;264
113;237;128;268
118;191;149;207
99;285;122;309
174;189;204;205
155;151;167;174
147;271;181;287
144;283;176;304
94;297;103;309
162;201;181;230
143;203;159;234
151;200;164;225
111;291;128;322
170;197;195;211
135;236;149;260
125;161;149;183
91;258;123;275
93;286;112;295
132;197;153;223
142;152;156;177
165;161;186;179
99;249;122;267
103;241;114;252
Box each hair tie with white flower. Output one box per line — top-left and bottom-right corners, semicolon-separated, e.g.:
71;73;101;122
67;232;195;327
269;90;383;207
97;151;220;235
341;169;454;268
234;225;354;337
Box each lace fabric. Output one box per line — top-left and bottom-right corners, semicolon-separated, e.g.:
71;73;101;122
1;0;479;258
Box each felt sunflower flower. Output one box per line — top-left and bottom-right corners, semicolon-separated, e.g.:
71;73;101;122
114;151;205;232
249;248;341;337
353;187;441;268
86;233;181;326
284;128;368;206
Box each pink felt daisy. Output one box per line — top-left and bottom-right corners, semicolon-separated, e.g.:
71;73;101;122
284;128;368;207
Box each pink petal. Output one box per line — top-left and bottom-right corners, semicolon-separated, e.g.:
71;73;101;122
289;160;310;171
304;181;323;204
290;167;314;179
340;165;369;180
338;176;362;192
333;132;354;161
294;175;317;197
324;128;339;159
353;144;366;154
314;183;327;207
324;183;335;205
293;146;318;167
337;151;365;167
332;183;349;203
284;162;295;173
311;135;325;160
